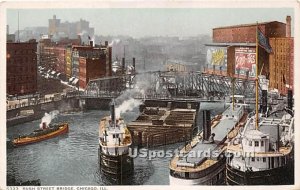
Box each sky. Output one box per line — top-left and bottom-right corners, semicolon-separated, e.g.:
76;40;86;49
6;8;294;38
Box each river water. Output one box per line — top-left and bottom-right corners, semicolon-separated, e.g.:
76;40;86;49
7;102;225;186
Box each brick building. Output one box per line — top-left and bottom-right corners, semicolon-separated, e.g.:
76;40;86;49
268;16;294;95
205;18;288;79
39;38;112;88
78;42;112;89
7;39;38;95
39;37;81;79
40;46;58;71
213;22;286;43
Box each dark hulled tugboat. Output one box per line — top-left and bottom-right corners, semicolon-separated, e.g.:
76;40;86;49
98;100;134;183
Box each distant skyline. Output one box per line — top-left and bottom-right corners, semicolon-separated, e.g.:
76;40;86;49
7;8;294;38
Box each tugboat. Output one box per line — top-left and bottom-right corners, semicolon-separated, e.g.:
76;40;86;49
98;100;134;181
12;122;69;147
169;100;248;185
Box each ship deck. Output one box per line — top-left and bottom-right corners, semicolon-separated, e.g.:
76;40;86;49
99;116;131;147
227;144;292;157
170;105;246;172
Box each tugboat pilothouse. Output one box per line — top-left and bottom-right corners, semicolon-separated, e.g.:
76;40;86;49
98;100;134;180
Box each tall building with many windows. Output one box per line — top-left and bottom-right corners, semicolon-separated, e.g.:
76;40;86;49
48;15;94;38
7;40;38;95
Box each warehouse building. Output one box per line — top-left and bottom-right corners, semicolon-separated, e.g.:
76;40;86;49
205;17;289;80
7;39;38;95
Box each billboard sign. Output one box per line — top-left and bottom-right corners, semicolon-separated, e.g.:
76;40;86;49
206;46;227;72
235;47;256;77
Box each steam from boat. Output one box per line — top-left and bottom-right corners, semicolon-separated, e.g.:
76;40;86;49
115;98;143;118
39;110;59;128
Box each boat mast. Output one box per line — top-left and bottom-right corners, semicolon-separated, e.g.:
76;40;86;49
255;22;259;130
232;77;235;111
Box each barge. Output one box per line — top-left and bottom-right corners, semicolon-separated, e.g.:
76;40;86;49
127;102;197;148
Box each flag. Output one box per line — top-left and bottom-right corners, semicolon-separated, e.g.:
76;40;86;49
257;27;272;53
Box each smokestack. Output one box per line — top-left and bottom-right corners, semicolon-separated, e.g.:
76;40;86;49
262;90;268;113
286;16;291;37
202;110;211;141
122;57;125;74
105;41;108;46
287;89;293;109
133;57;136;72
89;40;93;47
110;100;116;127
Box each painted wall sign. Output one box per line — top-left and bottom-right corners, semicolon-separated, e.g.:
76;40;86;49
235;47;256;77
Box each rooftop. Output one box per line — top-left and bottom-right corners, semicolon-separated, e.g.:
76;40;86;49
213;21;285;30
205;42;256;47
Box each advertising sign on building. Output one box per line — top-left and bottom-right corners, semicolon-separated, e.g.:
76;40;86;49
206;46;227;71
235;47;256;77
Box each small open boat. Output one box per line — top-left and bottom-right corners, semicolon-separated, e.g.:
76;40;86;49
13;122;69;147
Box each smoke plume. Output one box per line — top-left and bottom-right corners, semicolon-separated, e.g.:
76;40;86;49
115;98;143;118
39;110;59;128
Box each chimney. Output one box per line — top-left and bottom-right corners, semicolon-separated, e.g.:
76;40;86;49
89;40;93;47
122;58;125;73
133;57;136;72
105;41;108;46
286;16;291;37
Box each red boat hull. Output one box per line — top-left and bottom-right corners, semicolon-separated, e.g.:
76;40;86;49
13;123;69;147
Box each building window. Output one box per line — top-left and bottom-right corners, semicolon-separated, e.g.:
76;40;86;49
251;157;255;162
249;140;252;146
255;141;259;147
261;141;264;146
263;157;266;162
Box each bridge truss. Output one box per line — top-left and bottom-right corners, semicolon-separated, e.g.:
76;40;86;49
84;71;258;100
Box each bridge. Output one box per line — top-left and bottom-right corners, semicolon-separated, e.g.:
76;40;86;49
83;71;258;100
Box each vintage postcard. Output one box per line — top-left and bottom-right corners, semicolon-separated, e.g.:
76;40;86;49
1;0;299;189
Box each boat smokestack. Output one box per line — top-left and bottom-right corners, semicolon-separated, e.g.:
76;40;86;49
41;122;47;129
110;100;116;127
287;89;293;110
202;110;211;141
262;90;268;114
122;58;125;74
133;57;136;73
